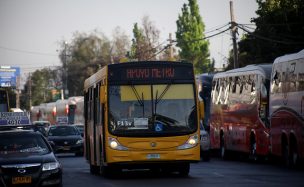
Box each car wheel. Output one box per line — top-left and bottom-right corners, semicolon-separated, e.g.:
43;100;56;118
202;151;210;161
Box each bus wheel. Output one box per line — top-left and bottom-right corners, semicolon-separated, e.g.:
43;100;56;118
282;140;289;166
90;164;99;175
99;162;107;176
249;136;257;161
289;137;298;167
220;134;227;159
178;163;190;177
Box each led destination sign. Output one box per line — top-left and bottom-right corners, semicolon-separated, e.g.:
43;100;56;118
126;67;175;79
108;62;194;83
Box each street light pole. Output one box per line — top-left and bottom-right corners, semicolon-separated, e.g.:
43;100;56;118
61;41;68;99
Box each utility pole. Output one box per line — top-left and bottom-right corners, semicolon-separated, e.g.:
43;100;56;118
28;73;32;110
62;41;68;99
16;75;20;108
230;1;238;68
169;33;173;60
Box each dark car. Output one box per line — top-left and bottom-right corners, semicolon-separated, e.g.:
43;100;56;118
73;124;84;137
47;125;83;156
0;129;62;187
32;121;51;136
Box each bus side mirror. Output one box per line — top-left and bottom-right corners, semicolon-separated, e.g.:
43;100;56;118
199;100;205;120
261;84;267;102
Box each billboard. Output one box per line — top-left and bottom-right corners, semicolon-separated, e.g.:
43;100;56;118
0;66;20;88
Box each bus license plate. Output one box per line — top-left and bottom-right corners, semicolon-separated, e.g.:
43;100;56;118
147;153;160;159
12;176;32;184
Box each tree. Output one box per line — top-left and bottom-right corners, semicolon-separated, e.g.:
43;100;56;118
176;0;211;74
111;27;131;62
58;31;112;97
130;16;161;61
21;68;57;109
227;0;304;69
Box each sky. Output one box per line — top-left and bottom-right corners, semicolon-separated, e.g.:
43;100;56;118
0;0;258;86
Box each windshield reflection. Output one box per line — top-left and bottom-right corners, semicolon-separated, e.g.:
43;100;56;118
0;135;50;155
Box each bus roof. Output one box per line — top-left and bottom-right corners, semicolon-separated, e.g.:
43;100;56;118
213;64;272;80
273;49;304;65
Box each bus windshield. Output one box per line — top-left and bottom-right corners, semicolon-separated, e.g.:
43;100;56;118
108;84;197;137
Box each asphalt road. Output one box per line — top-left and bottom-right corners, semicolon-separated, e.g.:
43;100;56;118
57;154;304;187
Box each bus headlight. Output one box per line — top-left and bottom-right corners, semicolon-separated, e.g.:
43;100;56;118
108;137;128;151
177;135;199;150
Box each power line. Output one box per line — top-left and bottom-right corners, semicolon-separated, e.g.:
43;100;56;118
204;23;230;34
174;27;231;44
237;24;304;45
0;46;57;56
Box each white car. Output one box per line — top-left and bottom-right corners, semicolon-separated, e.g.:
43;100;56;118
200;122;210;161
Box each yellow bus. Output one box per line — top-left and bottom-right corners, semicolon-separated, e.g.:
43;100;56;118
84;61;203;177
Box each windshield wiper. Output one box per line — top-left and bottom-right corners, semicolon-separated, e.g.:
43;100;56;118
130;85;145;116
153;84;171;114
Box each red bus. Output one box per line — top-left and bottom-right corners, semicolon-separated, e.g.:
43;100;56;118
209;64;272;159
269;49;304;166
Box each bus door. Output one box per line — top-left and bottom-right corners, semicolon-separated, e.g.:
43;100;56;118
94;83;106;166
98;84;106;165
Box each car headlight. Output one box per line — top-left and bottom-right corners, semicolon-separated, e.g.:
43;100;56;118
201;134;209;141
177;134;199;150
108;137;128;151
76;139;84;144
42;162;60;171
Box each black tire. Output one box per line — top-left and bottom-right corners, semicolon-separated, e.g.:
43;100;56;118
90;164;99;175
282;142;289;167
99;162;108;177
220;134;227;159
249;138;257;161
202;150;210;161
289;140;298;168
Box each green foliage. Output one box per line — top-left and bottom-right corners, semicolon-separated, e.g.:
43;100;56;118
20;68;57;109
227;0;304;70
176;0;211;74
61;31;112;97
130;23;144;60
129;16;161;61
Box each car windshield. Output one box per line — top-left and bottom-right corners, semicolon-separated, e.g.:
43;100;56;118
108;84;197;136
48;126;79;136
0;133;50;155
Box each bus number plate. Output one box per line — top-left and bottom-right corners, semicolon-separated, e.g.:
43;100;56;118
147;153;160;159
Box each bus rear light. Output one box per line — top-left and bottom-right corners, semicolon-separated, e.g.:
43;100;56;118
108;137;128;151
177;134;199;150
